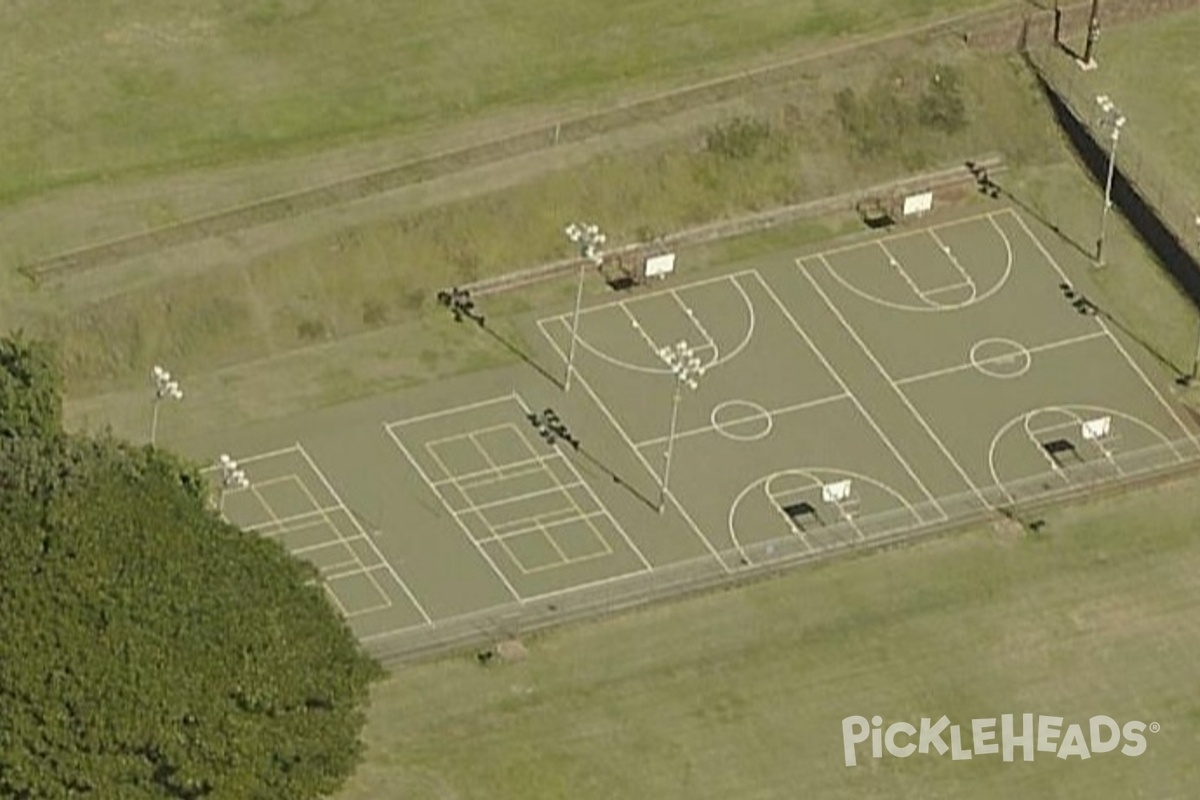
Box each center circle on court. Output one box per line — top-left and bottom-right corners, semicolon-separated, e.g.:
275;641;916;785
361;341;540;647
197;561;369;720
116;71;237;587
711;400;772;442
970;338;1031;379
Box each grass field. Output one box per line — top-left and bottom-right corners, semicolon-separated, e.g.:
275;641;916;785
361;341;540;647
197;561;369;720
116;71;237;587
336;470;1200;799
4;6;1195;438
0;0;1010;205
16;48;1058;398
1084;8;1200;203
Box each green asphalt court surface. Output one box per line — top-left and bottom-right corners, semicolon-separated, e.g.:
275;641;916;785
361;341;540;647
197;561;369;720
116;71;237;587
191;205;1200;650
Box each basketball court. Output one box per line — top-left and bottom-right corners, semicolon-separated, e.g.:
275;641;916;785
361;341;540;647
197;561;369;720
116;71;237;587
196;204;1200;657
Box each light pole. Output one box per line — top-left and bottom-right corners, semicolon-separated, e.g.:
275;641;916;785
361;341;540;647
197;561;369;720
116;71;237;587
1095;95;1125;267
656;341;704;514
563;222;606;392
1190;213;1200;385
150;365;183;446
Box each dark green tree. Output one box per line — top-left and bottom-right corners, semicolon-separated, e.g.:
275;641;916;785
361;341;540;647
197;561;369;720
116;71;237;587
0;331;62;440
0;335;383;799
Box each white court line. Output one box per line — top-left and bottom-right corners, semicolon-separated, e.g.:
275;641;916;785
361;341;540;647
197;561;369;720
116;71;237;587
423;441;458;485
248;504;346;533
1006;211;1200;455
1025;407;1125;478
293;535;365;557
489;506;582;535
297;442;433;624
922;281;974;297
384;423;524;602
535;313;734;571
388;394;517;428
489;527;552;576
318;558;360;573
928;229;978;296
800;258;989;508
469;431;499;470
425;422;517;450
1024;419;1076;477
486;510;610;542
543;269;760;325
878;241;936;307
458;480;584;515
291;463;396;611
321;585;352;617
811;209;1006;261
804;256;990;507
433;454;544;488
250;485;284;526
635;391;850;448
239;474;303;491
536;519;570;563
894;331;1109;386
541;483;616;562
670;288;719;355
453;459;554;492
512;392;654;572
621;302;665;354
756;267;950;517
197;444;301;470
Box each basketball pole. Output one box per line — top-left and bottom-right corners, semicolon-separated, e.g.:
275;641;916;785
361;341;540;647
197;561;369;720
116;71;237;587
564;262;586;392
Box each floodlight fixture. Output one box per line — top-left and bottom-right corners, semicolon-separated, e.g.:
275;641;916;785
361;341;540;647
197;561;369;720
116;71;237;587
655;339;705;513
149;364;184;445
1094;94;1125;267
563;221;608;391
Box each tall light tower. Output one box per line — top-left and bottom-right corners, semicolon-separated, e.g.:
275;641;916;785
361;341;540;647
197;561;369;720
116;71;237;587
656;340;705;514
1187;214;1200;385
1095;95;1125;267
563;222;606;392
150;365;183;446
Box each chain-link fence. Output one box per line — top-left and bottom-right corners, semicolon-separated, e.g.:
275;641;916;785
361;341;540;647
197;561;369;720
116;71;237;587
1026;44;1200;276
365;436;1200;668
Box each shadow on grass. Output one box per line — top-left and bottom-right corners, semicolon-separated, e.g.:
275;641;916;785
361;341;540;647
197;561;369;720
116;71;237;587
966;161;1093;261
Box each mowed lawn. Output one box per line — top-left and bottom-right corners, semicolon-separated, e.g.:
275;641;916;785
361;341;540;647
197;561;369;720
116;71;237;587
1084;8;1200;206
340;474;1200;799
0;0;1007;202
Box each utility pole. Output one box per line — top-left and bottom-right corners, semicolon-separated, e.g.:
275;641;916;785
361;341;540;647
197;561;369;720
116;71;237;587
1081;0;1101;68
